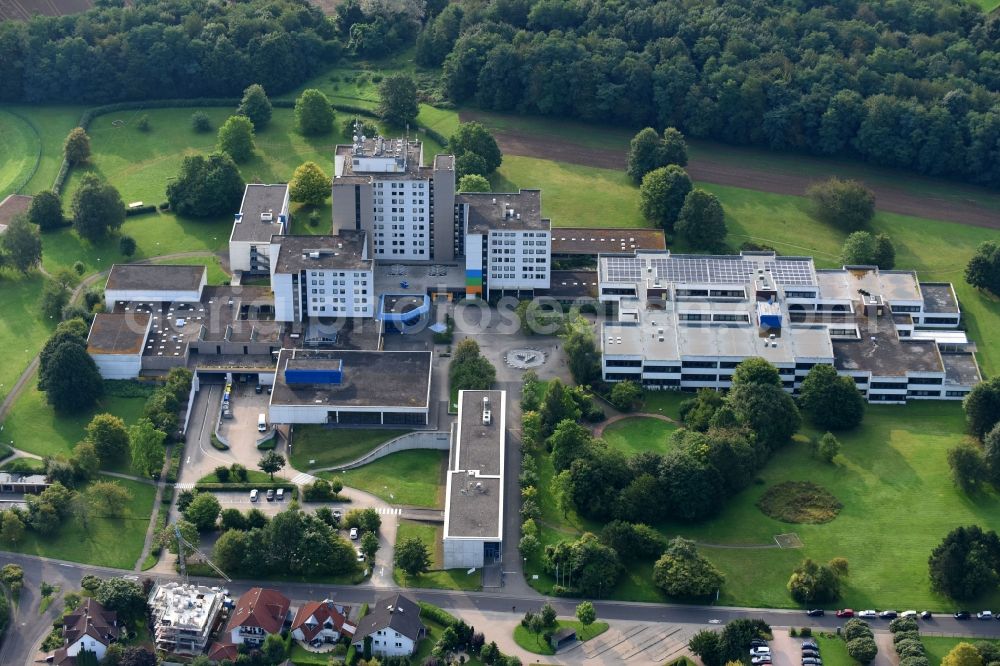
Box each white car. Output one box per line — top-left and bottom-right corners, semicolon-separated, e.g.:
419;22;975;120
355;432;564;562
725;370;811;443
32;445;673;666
858;610;878;618
978;611;993;620
750;647;771;656
349;527;359;540
901;610;918;618
356;548;365;562
751;657;771;665
249;489;259;502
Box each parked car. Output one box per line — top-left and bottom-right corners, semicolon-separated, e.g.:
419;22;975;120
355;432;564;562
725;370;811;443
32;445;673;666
901;610;917;618
255;384;263;394
801;650;820;659
265;489;275;502
955;611;971;620
920;611;933;620
356;549;365;562
332;509;342;520
879;610;898;619
276;488;284;501
249;489;259;502
802;640;818;650
751;657;771;665
835;609;854;618
802;659;823;666
750;647;771;656
806;609;825;617
349;527;359;540
978;611;993;620
750;639;768;648
858;610;878;618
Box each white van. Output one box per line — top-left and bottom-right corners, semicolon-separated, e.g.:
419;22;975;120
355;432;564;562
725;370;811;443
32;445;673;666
257;413;267;432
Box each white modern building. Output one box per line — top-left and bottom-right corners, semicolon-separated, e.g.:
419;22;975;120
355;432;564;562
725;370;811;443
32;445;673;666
442;390;505;569
148;582;225;655
86;311;153;379
351;594;425;658
269;232;374;323
598;250;981;404
333;131;456;261
229;183;289;274
268;349;433;425
103;264;207;309
458;190;551;298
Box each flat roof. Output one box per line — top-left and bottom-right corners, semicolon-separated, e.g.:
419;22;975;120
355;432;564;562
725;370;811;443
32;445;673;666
87;312;151;355
551;228;665;256
445;390;505;540
832;312;943;377
105;264;206;292
545;270;599;300
270;349;432;408
272;232;370;273
921;283;960;314
600;251;818;287
334;138;428;182
815;268;921;303
942;353;982;386
459;190;550;232
232;184;288;243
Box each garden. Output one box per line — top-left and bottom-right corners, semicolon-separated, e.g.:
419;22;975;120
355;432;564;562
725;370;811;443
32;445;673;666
319;449;447;508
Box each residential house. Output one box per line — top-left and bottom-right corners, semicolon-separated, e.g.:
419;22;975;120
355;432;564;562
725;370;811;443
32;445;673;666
224;587;290;648
50;598;120;665
350;593;425;658
290;600;356;646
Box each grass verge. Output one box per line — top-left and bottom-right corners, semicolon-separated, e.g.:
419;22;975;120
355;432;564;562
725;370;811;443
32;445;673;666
600;416;678;456
392;520;482;591
512;620;609;655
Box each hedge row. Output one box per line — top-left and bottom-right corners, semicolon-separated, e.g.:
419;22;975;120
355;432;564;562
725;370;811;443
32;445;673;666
194;482;297;496
124;204;157;217
7;108;42;195
418;602;460;627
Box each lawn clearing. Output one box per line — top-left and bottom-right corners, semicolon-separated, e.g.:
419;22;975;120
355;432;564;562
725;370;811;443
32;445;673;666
922;636;1000;664
288;643;333;666
320;449;446;508
392;519;482;591
0;271;56;405
513;620;609;655
601;416;678;456
3;380;146;471
0;104;86;195
0;109;41;197
756;481;843;524
814;634;854;666
290;427;409;471
0;474;155;569
638;390;688;420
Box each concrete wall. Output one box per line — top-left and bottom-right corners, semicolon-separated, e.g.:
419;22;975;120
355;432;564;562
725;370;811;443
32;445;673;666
181;371;201;435
317;430;450;471
92;353;142;379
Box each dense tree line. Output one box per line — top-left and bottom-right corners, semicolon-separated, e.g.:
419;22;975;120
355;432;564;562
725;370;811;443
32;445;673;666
0;0;340;104
434;0;1000;187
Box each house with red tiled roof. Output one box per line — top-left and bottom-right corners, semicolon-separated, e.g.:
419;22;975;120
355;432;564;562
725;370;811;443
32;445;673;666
223;588;290;648
290;600;356;646
206;641;239;662
48;598;120;665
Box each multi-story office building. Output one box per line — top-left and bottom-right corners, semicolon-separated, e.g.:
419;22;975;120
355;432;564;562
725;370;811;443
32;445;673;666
269;232;374;322
457;190;551;298
148;583;225;655
229;184;289;274
333;132;455;261
598;250;981;404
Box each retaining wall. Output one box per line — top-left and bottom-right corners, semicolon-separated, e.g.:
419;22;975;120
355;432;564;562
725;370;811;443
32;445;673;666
320;430;451;471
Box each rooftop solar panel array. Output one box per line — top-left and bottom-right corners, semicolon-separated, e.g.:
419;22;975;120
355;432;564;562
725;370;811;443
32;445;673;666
602;254;817;286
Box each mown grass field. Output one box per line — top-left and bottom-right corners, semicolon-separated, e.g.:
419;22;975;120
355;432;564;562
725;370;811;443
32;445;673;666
531;401;1000;610
814;635;854;666
320;449;447;508
3;381;146;472
601;417;678;456
290;427;409;471
922;636;1000;664
393;519;482;591
1;474;155;569
0;109;41;197
0;272;56;405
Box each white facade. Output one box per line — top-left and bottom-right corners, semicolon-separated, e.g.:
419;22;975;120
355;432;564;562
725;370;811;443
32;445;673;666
148;583;224;655
482;228;551;294
370;179;432;260
66;635;110;660
354;630;417;658
104;280;204;310
229;184;290;274
301;268;374;318
91;350;144;380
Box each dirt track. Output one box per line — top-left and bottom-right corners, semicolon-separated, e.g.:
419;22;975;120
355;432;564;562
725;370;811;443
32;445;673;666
461;111;1000;231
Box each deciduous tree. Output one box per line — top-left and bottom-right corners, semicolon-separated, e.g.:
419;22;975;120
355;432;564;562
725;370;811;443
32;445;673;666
237;83;272;130
816;432;841;463
294;89;335;136
95;577;146;625
928;525;1000;599
217;115;255;162
39;341;103;412
86;413;129;462
258;451;286;480
798;364;865;430
395;536;431;578
731;357;781;388
377;74;419;127
941;643;984;666
1;215;41;273
653;537;725;597
87;480;132;517
639;165;691;232
63;127;91;164
966;241;1000;296
166;153;244;218
458;174;491;192
948;442;987;492
289;161;331;205
964;376;1000;439
184;492;221;531
807;178;875;231
27;190;64;231
676;189;727;250
71;175;125;242
128;418;166;478
449;122;502;174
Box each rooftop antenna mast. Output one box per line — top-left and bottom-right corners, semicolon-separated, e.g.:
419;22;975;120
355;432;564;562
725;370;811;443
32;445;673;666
174;523;231;583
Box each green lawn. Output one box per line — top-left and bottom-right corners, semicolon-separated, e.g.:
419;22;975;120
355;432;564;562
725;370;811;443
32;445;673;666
3;381;146;471
639;391;688;420
290;427;409;471
392;519;482;591
288;643;333;666
513;620;609;655
0;271;56;405
0;474;155;568
601;417;678;456
320;449;446;508
0;104;86;195
814;635;854;666
922;636;1000;665
0;109;41;197
533;401;1000;610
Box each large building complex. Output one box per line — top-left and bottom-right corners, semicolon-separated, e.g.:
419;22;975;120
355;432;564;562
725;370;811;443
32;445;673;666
229;184;289;275
443;390;506;569
458;190;551;298
333;132;456;262
598;250;981;403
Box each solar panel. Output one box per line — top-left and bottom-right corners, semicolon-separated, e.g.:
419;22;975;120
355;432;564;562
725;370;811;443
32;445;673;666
766;260;817;286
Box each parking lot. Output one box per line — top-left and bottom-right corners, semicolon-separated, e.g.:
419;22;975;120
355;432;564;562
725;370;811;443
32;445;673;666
218;381;272;458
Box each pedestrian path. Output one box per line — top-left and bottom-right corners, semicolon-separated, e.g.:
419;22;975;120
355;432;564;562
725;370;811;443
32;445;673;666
290;472;316;485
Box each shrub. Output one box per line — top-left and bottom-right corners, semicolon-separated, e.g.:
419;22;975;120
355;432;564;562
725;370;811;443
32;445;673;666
807;178;875;231
190;112;212;133
135;114;150;132
847;636;878;664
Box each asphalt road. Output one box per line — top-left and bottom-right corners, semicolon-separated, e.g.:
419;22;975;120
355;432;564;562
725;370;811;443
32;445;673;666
6;551;1000;666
